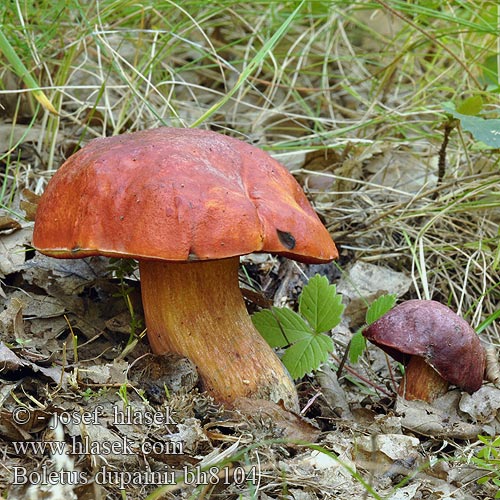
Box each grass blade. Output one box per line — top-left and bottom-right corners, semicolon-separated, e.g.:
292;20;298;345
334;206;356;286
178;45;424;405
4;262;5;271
189;0;306;127
0;28;57;115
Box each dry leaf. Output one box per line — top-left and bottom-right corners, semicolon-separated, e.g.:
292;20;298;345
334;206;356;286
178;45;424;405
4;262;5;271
365;148;438;199
0;226;32;276
129;354;198;394
459;386;500;425
0;123;41;153
0;216;22;233
0;296;25;338
355;433;420;464
337;261;412;301
22;254;109;297
396;392;483;439
0;341;67;388
235;397;320;443
20;188;41;221
315;365;353;419
484;344;500;386
0;341;28;371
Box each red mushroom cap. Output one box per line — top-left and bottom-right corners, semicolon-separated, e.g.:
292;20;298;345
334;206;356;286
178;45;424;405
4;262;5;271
33;128;337;264
363;299;485;393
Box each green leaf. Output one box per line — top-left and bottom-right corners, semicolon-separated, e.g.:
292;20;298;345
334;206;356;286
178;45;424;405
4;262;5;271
252;310;285;348
253;274;343;379
281;332;333;379
443;102;500;148
456;95;483;116
299;274;345;333
252;307;313;348
272;307;315;343
366;294;397;325
480;54;498;88
348;329;367;364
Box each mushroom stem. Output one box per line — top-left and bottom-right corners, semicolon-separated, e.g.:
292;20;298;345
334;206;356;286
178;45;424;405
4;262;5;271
398;356;449;402
139;257;299;411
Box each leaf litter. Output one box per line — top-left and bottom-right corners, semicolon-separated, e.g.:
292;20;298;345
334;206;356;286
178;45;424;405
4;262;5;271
2;231;498;499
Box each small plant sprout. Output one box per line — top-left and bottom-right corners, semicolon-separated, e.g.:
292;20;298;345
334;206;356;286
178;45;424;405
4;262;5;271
118;384;130;409
252;274;344;379
472;435;500;498
253;279;399;380
348;294;397;364
443;96;500;149
108;258;144;346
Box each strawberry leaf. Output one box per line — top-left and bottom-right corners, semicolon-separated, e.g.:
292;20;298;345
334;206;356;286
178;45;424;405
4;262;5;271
348;329;367;364
366;294;397;325
252;307;313;348
281;332;334;379
299;274;344;333
443;101;500;148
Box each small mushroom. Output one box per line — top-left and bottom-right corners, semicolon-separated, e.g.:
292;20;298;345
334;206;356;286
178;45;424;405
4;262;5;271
363;299;485;402
32;127;338;411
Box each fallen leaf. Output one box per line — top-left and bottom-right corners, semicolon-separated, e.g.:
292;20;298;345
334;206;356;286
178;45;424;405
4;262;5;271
484;344;500;386
459;386;500;425
0;409;33;441
0;123;41;153
396;392;483;439
20;188;40;221
0;340;67;388
338;261;412;328
177;417;210;454
356;433;420;463
365;148;438;199
385;482;420;500
0;340;28;370
337;261;412;301
0;296;25;338
22;254;110;297
0;226;32;276
235;397;320;443
0;215;22;233
129;354;198;395
315;365;353;419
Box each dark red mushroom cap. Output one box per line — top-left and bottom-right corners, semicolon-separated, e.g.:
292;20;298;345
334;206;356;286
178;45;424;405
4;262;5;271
32;128;337;264
363;299;485;393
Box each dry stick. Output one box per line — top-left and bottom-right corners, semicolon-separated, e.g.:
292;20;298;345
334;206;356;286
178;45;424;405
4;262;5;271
331;354;393;397
382;351;399;394
335;339;351;379
435;120;455;192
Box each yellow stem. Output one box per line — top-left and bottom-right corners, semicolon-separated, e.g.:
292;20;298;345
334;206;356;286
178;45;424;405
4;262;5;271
139;257;299;411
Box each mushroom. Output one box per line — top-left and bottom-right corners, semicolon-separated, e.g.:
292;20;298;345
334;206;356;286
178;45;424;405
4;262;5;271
362;299;485;402
32;127;338;411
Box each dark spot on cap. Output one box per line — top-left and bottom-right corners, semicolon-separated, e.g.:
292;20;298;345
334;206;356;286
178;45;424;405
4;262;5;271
277;229;296;250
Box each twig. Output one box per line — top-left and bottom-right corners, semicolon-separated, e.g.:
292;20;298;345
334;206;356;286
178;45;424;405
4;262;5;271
331;354;394;398
436;120;455;190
